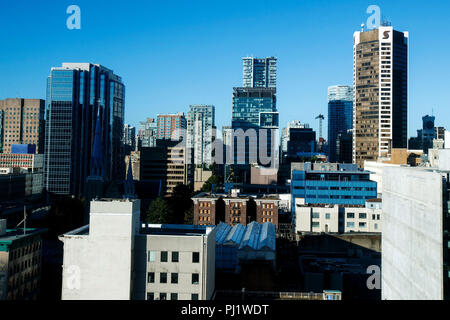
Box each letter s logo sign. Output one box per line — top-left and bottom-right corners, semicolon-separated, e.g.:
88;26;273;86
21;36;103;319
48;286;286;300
383;31;390;39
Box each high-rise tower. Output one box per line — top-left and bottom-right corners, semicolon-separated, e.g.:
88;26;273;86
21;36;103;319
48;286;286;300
353;26;408;167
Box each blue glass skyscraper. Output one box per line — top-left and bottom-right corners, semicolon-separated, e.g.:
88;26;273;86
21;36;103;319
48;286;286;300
231;87;278;166
327;85;353;163
44;63;125;195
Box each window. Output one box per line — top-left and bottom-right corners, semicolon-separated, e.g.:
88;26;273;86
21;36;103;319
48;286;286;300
161;251;168;262
147;293;154;300
359;213;367;219
192;294;199;300
359;222;367;228
171;293;178;300
147;272;155;283
312;222;320;228
325;213;331;220
192;252;200;263
171;273;178;284
160;293;167;300
347;212;355;219
172;251;179;262
192;273;199;285
148;251;156;262
312;212;320;219
375;223;378;230
347;222;355;228
160;273;167;283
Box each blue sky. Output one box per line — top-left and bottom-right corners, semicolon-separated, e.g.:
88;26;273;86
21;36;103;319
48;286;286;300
1;0;449;139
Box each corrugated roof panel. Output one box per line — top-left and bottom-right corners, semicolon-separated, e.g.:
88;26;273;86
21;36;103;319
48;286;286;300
259;222;276;251
215;222;231;244
226;224;245;245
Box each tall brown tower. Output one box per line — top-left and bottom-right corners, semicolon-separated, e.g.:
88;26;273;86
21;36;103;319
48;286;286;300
353;26;408;167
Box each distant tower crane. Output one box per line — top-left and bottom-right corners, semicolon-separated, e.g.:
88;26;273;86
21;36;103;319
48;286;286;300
315;114;325;140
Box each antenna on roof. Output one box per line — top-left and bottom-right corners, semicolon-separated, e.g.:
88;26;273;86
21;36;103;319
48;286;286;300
361;23;365;32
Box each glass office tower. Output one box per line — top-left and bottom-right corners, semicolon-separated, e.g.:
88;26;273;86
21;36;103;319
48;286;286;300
328;85;353;163
44;63;125;195
231;87;278;166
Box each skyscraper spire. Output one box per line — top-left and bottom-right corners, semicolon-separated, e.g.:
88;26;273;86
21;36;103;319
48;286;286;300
90;107;103;178
123;157;136;199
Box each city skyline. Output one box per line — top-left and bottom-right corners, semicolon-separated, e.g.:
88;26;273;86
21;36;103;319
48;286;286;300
1;0;450;140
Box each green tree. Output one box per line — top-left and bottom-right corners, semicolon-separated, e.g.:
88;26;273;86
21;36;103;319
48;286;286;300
168;184;194;224
200;174;223;192
184;206;194;224
146;197;172;224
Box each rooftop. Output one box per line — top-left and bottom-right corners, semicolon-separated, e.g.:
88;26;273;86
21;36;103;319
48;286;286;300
216;221;276;251
141;224;214;236
0;228;47;250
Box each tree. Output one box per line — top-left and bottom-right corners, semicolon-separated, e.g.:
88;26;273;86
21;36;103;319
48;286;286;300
168;184;194;224
200;174;223;193
184;207;194;224
146;197;172;224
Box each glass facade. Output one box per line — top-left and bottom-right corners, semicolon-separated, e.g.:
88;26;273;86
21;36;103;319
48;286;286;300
44;63;125;195
328;85;353;163
231;87;278;166
291;169;377;207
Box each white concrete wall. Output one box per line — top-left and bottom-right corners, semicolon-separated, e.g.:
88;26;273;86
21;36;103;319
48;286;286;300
295;205;339;233
140;229;215;300
343;207;381;233
61;200;140;300
382;167;444;300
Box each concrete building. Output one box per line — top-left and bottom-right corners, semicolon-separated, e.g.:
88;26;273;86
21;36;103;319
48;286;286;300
295;199;381;234
60;199;140;300
250;166;277;185
0;219;45;300
157;113;187;141
186;105;215;166
353;26;408;167
59;199;216;300
137;118;158;149
0;99;45;154
0;153;44;173
139;140;193;195
123;124;136;155
382;164;450;300
135;223;215;300
242;56;277;88
193;167;213;191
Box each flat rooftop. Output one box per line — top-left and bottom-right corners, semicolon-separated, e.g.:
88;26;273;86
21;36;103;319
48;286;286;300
0;228;47;247
141;224;213;236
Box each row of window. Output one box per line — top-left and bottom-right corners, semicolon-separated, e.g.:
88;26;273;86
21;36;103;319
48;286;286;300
148;251;199;263
148;272;199;285
147;292;198;300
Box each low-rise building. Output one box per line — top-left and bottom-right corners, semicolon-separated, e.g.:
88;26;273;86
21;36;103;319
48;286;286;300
59;199;215;300
135;224;215;301
295;199;382;234
0;219;45;300
215;222;276;273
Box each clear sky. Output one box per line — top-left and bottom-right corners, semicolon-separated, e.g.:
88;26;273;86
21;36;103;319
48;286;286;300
1;0;449;139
